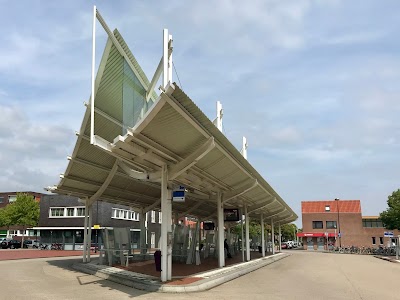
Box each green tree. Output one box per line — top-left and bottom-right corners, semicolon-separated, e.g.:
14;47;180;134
380;189;400;230
6;193;40;244
0;206;12;228
280;223;298;241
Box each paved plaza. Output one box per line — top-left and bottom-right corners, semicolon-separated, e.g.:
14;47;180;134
1;250;400;299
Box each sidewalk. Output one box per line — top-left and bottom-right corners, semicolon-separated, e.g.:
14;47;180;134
0;249;96;261
73;252;290;293
374;255;400;263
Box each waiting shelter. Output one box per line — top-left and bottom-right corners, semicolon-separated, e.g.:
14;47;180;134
47;7;297;282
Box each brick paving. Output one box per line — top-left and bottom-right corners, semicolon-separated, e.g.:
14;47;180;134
0;249;95;260
116;251;270;278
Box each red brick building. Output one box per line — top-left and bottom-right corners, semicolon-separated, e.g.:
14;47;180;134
297;200;400;250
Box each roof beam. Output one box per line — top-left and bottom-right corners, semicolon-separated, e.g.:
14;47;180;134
78;133;148;172
118;160;161;181
112;135;169;167
223;179;258;203
129;95;167;134
87;159;119;206
247;197;275;214
168;137;215;181
276;214;295;224
60;174;160;203
134;133;178;162
68;157;159;189
144;199;161;213
53;187;144;209
146;57;163;101
178;202;203;219
268;207;286;219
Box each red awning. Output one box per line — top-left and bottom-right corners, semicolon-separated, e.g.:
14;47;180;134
297;232;336;237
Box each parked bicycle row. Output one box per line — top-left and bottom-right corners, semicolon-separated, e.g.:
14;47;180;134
330;246;398;256
39;243;64;250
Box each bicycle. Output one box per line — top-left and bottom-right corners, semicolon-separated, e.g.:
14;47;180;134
40;244;49;250
51;243;63;250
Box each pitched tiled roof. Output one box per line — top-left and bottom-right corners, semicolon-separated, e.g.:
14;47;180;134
302;200;361;213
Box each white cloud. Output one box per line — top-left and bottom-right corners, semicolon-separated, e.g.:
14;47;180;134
318;31;385;46
0;104;74;191
0;0;399;223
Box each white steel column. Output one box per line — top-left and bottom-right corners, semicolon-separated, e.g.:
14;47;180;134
87;205;93;262
217;192;225;267
83;199;89;263
261;214;265;257
241;211;245;262
140;209;146;254
278;224;282;252
90;5;96;145
163;29;168;88
168;34;173;84
216;101;223;132
163;29;172;89
160;164;171;282
245;204;250;261
271;219;275;255
167;189;172;281
242;136;248;160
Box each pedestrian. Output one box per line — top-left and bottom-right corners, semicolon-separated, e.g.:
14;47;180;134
224;239;232;258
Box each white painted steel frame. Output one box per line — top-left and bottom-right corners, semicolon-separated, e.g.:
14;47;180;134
271;219;275;255
278;224;282;251
56;10;296;224
55;8;300;276
261;214;265;257
245;204;250;261
217;192;225;267
90;5;96;145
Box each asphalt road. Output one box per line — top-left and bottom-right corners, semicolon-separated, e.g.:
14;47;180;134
1;251;400;300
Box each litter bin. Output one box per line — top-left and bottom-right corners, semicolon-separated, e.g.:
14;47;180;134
154;250;161;272
258;246;262;253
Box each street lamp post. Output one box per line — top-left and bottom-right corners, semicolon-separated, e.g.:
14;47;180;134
335;198;341;248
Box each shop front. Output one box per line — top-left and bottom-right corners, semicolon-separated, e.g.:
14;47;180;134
297;232;337;251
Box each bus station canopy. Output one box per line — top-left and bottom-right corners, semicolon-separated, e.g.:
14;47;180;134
48;28;297;224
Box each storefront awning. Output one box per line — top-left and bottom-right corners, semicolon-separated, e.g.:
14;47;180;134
297;232;336;237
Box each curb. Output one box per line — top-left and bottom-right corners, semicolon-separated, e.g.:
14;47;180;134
73;252;290;293
373;255;400;263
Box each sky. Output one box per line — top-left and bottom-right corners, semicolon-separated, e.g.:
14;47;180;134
0;0;399;226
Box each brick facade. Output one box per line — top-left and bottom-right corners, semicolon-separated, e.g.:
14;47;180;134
299;200;400;250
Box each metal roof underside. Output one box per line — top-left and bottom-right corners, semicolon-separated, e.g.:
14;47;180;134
49;29;297;224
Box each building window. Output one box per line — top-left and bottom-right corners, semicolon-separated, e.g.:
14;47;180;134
362;219;384;228
76;207;85;216
8;195;17;203
325;205;330;211
8;230;18;236
151;211;156;223
111;208;139;221
0;197;4;203
379;237;384;245
158;212;162;224
49;207;85;218
326;221;337;229
372;237;376;245
312;221;323;229
50;208;65;217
